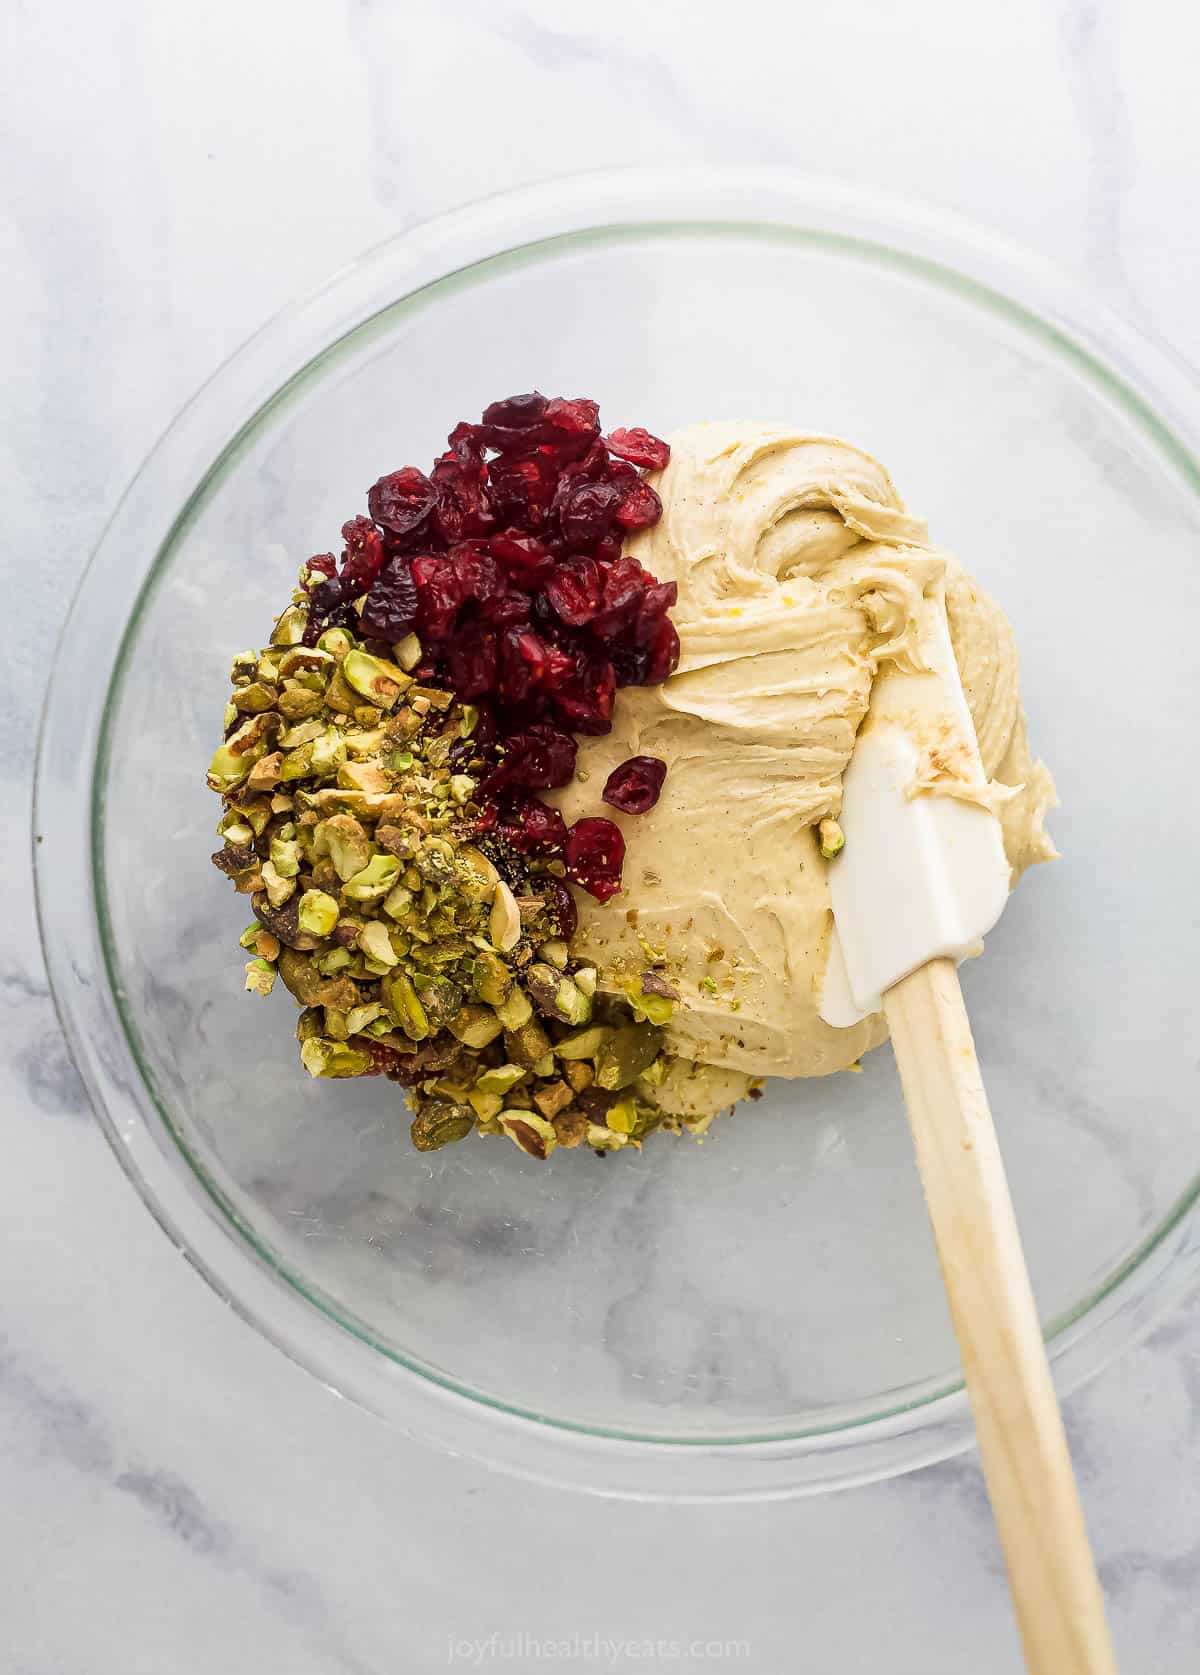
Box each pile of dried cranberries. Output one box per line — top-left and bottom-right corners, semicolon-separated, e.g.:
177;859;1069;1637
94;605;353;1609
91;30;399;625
300;394;677;906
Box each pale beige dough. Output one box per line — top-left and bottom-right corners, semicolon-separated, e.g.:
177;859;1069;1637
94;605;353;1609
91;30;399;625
552;423;1056;1116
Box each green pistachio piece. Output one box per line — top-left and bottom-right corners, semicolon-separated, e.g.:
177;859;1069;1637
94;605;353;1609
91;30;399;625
221;819;255;845
605;1097;639;1135
261;860;296;909
345;1001;384;1036
474;1064;527;1095
223;701;238;732
554;977;591;1027
818;816;845;859
458;704;479;738
269;837;301;879
309;725;347;778
238;921;263;950
574;966;597;998
315;946;352;976
313;813;371;882
342;649;410;710
207;742;254;791
276;686;324;722
586;1123;630;1152
345;726;389;761
295;1007;324;1042
392;632;422;671
279;741;315;781
342;853;400;903
271;604;307;646
359;921;398;968
449;774;474;805
244;958;277;996
638;1055;668;1089
231;649;259;680
472;948;513;1007
468;1090;504;1122
498;1109;556;1160
531;1052;556;1079
278;717;324;749
538;939;569;969
412;974;465;1029
553;1024;613;1062
410;1101;475;1153
447;1005;504;1049
317;626;355;659
503;1018;552;1069
278;646;335;681
389;750;414;774
382;883;414;922
232;681;279;715
489;880;522;953
594;1023;665;1091
300;1037;374;1078
297;889;340;937
382;970;429;1041
492;985;532;1030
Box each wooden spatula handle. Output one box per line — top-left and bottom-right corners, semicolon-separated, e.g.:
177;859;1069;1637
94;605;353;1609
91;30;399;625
884;959;1117;1675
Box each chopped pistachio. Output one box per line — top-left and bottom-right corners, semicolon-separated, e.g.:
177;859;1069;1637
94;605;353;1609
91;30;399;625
297;889;340;937
499;1109;557;1160
279;646;335;681
360;920;398;967
310;724;347;778
389;749;415;773
317;626;355;660
586;1123;630;1152
818;816;845;859
279;718;324;750
492;984;532;1029
261;860;296;909
489;880;522;953
238;921;263;950
279;741;315;781
449;774;474;805
207;741;254;792
316;946;353;976
392;632;422;671
246;752;283;793
220;818;254;845
554;977;591;1027
313;813;371;882
231;650;259;680
269;836;301;878
382;969;429;1041
468;1090;504;1122
271;604;308;646
342;854;401;903
233;680;279;715
594;1023;664;1091
475;1064;527;1095
342;648;410;709
533;1079;574;1120
552;1109;589;1149
276;686;324;722
458;704;479;738
503;1017;552;1069
605;1097;639;1135
563;1059;594;1092
244;958;277;996
410;973;464;1028
472;948;514;1007
300;1037;374;1078
382;883;414;922
538;939;569;969
410;1101;475;1152
554;1024;612;1061
574;966;597;998
345;1001;384;1036
254;929;281;961
447;1004;504;1049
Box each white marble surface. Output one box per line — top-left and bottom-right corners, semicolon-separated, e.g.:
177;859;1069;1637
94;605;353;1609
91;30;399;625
3;1;1199;1669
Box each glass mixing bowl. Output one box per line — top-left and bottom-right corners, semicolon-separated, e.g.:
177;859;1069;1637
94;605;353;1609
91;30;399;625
36;169;1200;1499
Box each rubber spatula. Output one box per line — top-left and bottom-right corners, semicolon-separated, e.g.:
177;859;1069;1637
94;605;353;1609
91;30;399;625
819;585;1117;1675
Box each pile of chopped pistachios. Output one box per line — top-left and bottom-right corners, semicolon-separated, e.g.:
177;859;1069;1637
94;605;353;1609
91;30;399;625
207;599;685;1159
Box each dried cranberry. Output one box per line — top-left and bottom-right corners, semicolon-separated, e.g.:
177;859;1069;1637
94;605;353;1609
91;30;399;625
545;556;603;627
340;516;387;591
482;586;533;629
445;623;499;699
590;556;652;638
303;553;338;589
565;817;625;901
615;476;663;531
482;391;547;432
554;653;616;735
604;427;671;471
411;554;463;639
641;615;680;684
480;723;577;794
359;557;419;643
558;479;623;549
542;877;578;940
368;466;437;537
484;530;554;587
542;396;601;458
602;755;667;815
487;452;558;530
498;793;567;852
432;455;494;543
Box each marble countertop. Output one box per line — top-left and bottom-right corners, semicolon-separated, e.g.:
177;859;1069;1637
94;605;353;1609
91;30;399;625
3;1;1197;1669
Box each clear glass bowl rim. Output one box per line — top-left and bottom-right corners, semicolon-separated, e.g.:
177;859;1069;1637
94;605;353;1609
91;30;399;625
34;166;1200;1501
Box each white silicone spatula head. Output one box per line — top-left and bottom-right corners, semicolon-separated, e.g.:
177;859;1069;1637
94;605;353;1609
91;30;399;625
819;582;1010;1028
